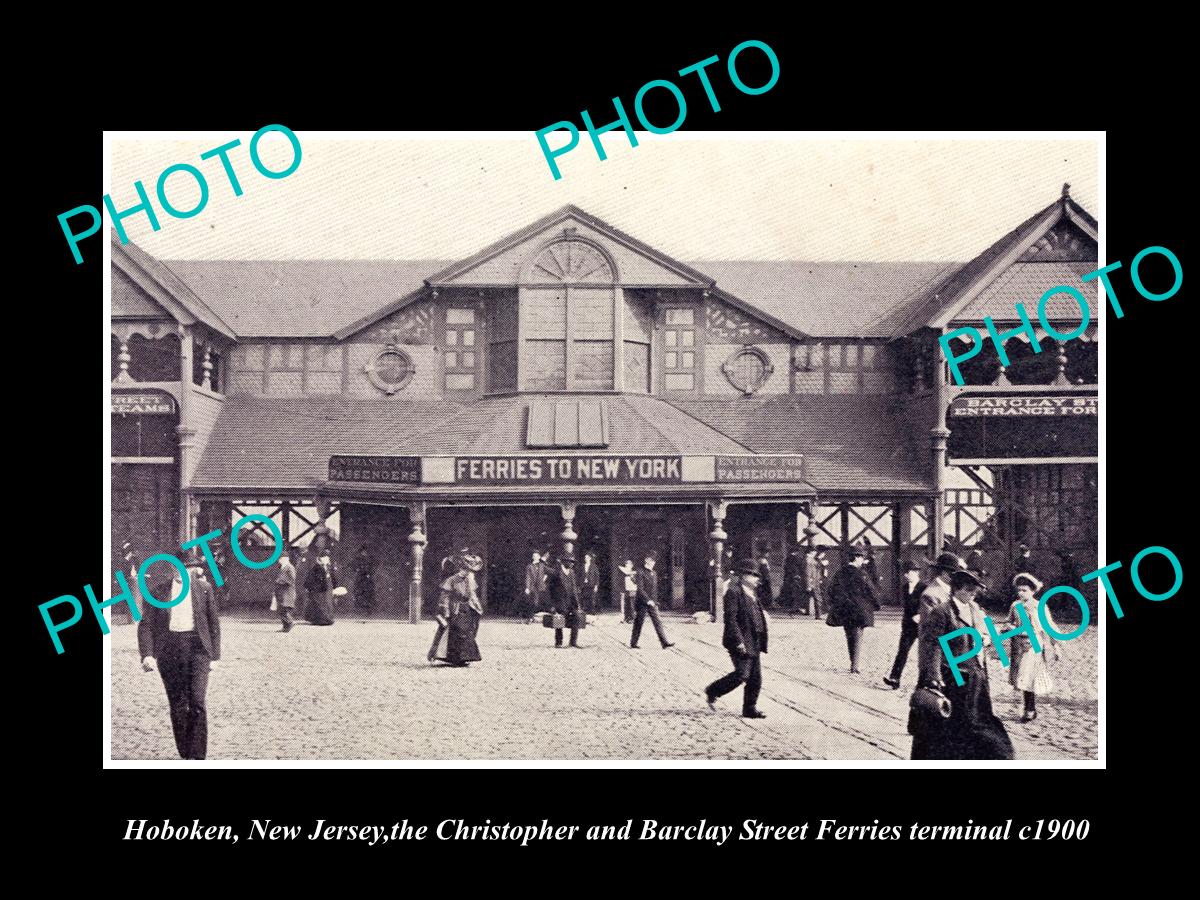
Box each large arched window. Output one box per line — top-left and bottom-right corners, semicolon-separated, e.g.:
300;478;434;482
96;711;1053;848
519;239;617;391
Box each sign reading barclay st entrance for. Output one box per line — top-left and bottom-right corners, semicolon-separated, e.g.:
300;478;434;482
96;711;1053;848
950;395;1098;417
455;455;682;485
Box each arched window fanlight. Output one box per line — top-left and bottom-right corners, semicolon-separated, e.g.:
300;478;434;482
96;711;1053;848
529;240;614;283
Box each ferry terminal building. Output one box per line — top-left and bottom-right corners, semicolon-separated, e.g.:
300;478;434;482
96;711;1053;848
110;192;1099;620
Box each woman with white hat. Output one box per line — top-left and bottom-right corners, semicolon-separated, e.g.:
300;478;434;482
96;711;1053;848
1007;572;1062;723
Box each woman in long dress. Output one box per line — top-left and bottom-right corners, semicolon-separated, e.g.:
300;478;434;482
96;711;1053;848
1006;572;1062;723
428;550;483;666
909;568;1014;760
303;550;339;626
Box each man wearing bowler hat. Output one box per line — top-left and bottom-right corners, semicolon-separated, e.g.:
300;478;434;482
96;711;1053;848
705;557;769;718
919;551;969;617
138;549;221;760
546;551;584;648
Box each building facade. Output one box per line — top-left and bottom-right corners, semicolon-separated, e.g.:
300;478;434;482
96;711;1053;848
110;192;1099;619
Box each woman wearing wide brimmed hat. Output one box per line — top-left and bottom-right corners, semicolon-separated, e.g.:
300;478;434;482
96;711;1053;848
909;569;1014;760
429;549;484;667
1006;572;1062;723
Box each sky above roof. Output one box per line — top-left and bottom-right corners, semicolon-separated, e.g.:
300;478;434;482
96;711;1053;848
109;135;1098;264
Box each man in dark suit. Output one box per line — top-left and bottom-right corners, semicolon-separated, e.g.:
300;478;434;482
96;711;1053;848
546;552;583;648
630;553;673;649
883;559;924;689
705;558;769;718
138;550;221;760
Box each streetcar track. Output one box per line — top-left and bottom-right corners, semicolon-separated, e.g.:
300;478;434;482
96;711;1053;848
593;623;817;759
665;637;906;759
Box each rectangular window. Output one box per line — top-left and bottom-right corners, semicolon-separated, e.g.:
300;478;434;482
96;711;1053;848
661;307;697;391
445;308;478;390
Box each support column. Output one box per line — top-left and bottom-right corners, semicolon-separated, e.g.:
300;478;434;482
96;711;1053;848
176;325;194;543
407;502;427;624
931;426;951;555
559;502;577;558
708;500;728;623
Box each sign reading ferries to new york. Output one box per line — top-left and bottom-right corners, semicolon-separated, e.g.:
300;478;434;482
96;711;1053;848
456;455;681;485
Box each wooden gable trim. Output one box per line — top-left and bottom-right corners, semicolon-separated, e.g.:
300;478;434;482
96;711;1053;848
928;203;1068;329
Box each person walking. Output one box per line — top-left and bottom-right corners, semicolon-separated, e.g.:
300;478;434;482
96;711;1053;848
705;558;769;718
883;559;924;689
138;550;221;760
428;550;484;667
910;569;1014;760
274;550;298;632
630;553;673;649
581;549;600;615
1006;572;1062;723
827;546;881;673
303;549;339;626
546;552;584;648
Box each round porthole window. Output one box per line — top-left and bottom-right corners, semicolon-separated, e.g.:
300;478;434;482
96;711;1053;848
722;346;774;395
365;348;415;394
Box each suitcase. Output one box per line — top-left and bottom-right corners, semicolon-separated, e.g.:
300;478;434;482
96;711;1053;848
542;613;565;629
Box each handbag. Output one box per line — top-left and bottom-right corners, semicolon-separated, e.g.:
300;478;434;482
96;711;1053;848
910;685;952;719
542;613;566;629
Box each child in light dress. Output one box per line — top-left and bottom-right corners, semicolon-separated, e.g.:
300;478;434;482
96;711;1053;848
1007;572;1062;723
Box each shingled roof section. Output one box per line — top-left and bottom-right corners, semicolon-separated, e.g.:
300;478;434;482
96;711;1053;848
670;396;932;494
189;396;466;492
164;257;960;340
189;394;751;493
165;259;448;338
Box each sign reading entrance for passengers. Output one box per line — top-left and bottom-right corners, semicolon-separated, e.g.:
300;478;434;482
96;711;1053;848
715;455;805;482
329;455;421;484
456;455;682;485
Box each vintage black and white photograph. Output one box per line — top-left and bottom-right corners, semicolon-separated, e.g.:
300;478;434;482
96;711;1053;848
106;134;1100;762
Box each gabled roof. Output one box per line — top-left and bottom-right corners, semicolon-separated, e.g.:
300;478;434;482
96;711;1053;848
425;204;714;287
889;188;1098;337
112;233;237;340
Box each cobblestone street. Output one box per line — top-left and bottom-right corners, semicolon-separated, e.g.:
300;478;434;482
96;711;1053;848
110;611;1098;761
